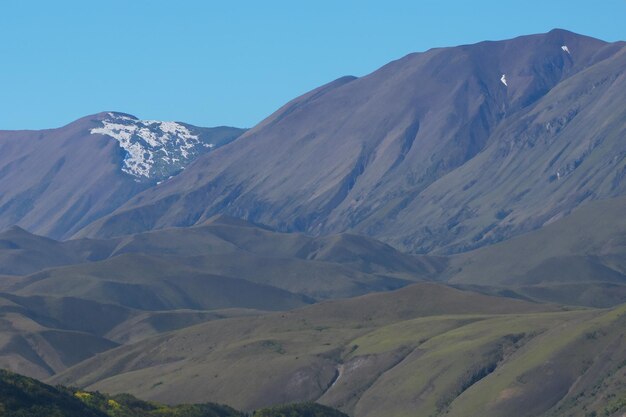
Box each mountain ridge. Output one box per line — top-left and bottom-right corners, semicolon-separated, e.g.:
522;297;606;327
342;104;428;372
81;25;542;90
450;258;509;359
74;29;626;254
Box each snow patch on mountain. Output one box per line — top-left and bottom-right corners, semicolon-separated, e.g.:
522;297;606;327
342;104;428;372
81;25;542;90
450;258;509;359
561;45;570;54
91;113;214;180
500;74;508;86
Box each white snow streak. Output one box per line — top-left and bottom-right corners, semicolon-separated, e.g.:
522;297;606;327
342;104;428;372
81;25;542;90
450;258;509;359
500;74;508;86
561;45;570;54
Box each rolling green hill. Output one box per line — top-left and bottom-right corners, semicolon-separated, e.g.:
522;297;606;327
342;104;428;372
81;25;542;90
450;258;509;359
2;280;623;417
2;196;626;386
443;196;626;306
49;291;625;417
51;283;587;414
0;291;262;379
3;216;439;304
0;218;441;381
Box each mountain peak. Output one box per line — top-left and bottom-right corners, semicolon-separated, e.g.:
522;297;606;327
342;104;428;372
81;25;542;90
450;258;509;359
89;112;218;181
0;112;245;240
547;28;577;35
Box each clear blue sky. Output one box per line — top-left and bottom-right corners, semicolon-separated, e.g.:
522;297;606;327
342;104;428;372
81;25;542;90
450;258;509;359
1;0;624;130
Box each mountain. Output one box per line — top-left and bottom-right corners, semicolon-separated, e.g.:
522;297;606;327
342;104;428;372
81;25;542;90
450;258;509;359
50;283;626;417
78;30;626;255
0;112;244;239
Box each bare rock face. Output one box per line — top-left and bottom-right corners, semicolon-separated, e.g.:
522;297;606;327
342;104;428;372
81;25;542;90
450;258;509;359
80;30;626;253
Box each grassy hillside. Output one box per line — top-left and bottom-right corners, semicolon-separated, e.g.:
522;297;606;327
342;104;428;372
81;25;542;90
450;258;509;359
51;283;581;413
444;196;626;306
15;253;313;311
50;293;625;417
0;293;125;378
3;216;439;304
0;292;263;379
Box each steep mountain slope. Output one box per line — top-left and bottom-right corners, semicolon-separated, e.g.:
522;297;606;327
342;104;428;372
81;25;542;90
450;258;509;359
0;112;244;239
52;284;626;417
378;40;626;253
79;30;626;254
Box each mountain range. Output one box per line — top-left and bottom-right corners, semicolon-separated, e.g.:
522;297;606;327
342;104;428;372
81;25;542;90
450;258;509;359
76;29;626;255
1;30;624;255
0;29;625;417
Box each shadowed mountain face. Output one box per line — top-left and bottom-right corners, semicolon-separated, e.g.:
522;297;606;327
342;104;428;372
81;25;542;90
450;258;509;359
0;216;441;303
79;30;626;254
0;112;244;240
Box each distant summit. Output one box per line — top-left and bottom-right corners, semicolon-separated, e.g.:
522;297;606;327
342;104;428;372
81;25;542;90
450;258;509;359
0;113;245;239
90;112;230;180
